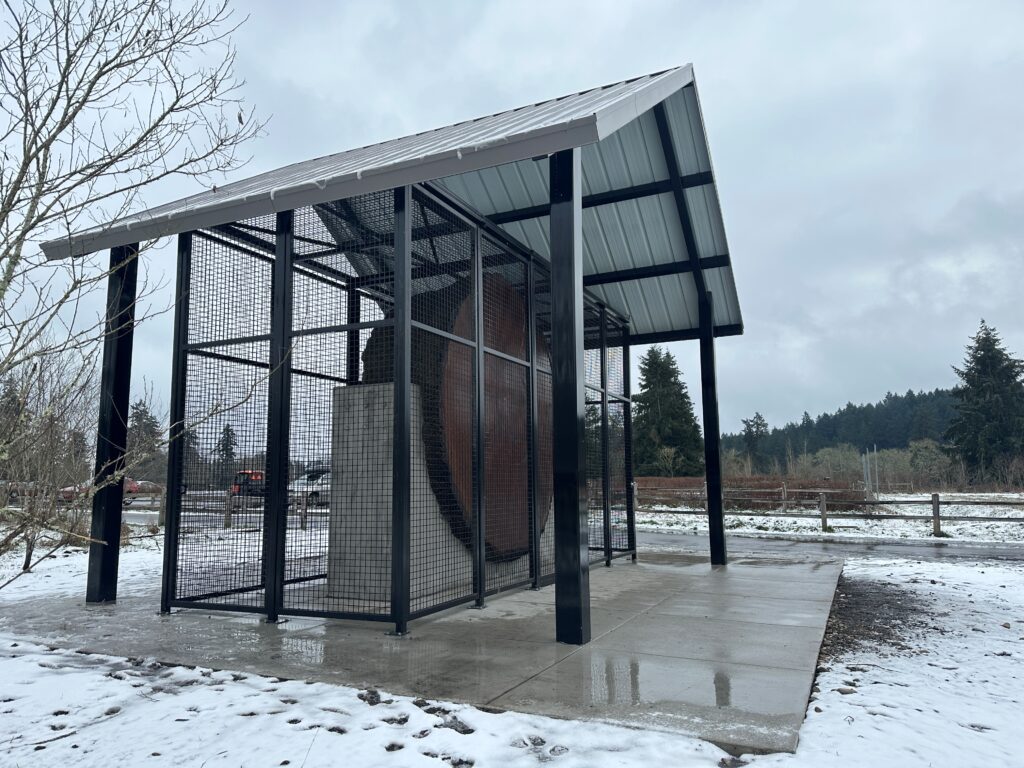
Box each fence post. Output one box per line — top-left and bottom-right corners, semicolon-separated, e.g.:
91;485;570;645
781;482;788;514
300;494;308;532
158;492;167;528
931;493;941;537
819;493;828;532
224;490;233;529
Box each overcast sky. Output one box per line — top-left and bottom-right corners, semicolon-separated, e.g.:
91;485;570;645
123;0;1024;433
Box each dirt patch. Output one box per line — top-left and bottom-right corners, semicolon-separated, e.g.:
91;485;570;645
818;572;933;661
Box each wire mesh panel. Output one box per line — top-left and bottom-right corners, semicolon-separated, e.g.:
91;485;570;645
532;260;556;583
172;217;275;608
282;191;396;618
404;190;479;614
585;393;605;562
166;180;636;626
607;400;630;552
484;354;531;591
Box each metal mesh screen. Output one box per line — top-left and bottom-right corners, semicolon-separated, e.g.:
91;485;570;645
282;191;395;618
173;217;275;608
585;394;605;562
407;190;478;614
484;354;531;592
166;182;635;625
607;401;630;552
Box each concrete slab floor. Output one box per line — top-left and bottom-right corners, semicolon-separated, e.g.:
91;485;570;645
0;551;842;755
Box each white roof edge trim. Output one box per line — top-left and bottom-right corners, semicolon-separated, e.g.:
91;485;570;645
593;64;694;140
42;117;603;260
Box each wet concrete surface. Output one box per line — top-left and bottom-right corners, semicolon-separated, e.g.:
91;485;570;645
0;551;842;754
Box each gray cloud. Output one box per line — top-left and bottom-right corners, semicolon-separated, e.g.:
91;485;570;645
120;0;1024;433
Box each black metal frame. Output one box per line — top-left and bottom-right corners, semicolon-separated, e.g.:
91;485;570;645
154;178;636;640
86;243;139;603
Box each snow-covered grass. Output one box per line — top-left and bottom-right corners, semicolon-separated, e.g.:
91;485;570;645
753;557;1024;767
3;538;1023;766
637;492;1024;543
0;638;727;767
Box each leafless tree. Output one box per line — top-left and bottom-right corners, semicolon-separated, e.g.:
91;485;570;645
0;1;261;575
0;0;261;377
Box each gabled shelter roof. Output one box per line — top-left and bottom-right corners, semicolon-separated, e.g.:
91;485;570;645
42;65;741;343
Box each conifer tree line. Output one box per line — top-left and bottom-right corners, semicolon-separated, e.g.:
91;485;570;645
634;321;1024;487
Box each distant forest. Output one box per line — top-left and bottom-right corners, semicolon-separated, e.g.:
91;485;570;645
721;388;957;464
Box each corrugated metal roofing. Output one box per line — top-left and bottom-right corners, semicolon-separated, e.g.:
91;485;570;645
41;64;741;341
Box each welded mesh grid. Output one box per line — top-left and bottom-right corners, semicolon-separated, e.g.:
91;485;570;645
173;224;273;607
484;354;531;592
607;401;630;551
411;190;474;340
168;183;636;624
585;392;606;562
282;191;396;617
408;328;477;613
606;344;625;397
536;370;555;581
407;190;479;613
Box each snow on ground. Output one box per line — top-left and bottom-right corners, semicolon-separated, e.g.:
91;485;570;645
2;540;1023;766
750;557;1024;768
637;492;1024;543
0;638;726;767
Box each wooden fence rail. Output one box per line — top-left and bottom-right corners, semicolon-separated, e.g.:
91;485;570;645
636;489;1024;536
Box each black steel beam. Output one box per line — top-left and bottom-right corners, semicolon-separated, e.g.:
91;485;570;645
472;227;486;607
600;308;612;567
263;211;294;621
161;233;191;613
391;186;413;635
86;243;139;603
488;172;713;225
623;328;637;561
653;102;709;299
346;288;361;384
549;148;591;645
626;323;743;346
583;254;730;288
699;292;727;566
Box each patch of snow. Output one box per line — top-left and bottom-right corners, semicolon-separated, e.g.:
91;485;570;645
749;557;1024;767
0;637;728;767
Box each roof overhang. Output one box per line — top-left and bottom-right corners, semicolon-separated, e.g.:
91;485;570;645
41;64;741;341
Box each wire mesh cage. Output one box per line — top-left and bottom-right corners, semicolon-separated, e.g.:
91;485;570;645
162;182;636;629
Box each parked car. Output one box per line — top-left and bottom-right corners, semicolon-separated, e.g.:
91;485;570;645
59;482;91;503
134;479;164;495
288;470;330;507
230;470;266;499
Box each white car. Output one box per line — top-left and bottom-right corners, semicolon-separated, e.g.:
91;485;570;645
288;471;330;507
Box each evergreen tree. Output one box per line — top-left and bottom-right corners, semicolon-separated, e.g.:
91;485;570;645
126;399;166;480
741;412;769;472
180;427;204;488
632;346;703;476
215;423;238;486
945;321;1024;479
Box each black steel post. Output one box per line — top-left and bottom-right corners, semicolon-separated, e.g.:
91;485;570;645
391;186;412;634
599;308;612;567
346;288;361;383
527;259;542;588
86;243;139;603
699;292;727;566
472;227;486;607
264;211;294;621
623;328;637;561
549;148;591;645
161;233;192;613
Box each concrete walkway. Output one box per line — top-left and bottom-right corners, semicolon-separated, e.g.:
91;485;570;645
0;551;842;754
